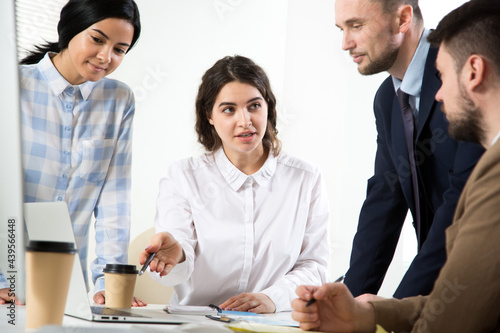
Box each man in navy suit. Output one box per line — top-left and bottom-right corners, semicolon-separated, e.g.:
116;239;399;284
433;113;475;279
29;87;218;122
335;0;484;299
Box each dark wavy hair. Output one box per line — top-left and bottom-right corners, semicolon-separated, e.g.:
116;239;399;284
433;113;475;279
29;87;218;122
195;55;281;155
428;0;500;77
20;0;141;65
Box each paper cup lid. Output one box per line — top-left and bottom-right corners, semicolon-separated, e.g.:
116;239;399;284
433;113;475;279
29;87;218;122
26;240;77;254
103;264;138;274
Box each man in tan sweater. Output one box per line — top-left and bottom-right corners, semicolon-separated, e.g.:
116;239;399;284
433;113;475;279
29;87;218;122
291;0;500;332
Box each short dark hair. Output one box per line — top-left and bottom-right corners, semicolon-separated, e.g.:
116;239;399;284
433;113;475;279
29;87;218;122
428;0;500;77
373;0;423;23
21;0;141;65
195;55;281;155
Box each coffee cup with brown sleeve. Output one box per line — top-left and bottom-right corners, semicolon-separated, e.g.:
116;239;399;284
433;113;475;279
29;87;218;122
103;264;138;308
25;240;77;329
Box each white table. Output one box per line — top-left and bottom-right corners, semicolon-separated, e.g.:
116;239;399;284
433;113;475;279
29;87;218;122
1;303;300;332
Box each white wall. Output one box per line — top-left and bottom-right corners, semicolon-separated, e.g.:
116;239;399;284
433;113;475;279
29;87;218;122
15;0;468;298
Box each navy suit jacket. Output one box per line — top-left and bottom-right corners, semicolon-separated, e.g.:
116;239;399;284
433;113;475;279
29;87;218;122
344;47;484;298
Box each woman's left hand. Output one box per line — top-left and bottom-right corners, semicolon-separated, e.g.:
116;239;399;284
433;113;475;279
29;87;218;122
132;296;147;307
219;292;276;314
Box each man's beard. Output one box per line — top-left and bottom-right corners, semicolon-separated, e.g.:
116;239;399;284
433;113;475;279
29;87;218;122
446;85;485;145
358;46;399;75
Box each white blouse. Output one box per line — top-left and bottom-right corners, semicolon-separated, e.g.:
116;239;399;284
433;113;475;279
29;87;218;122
149;148;331;311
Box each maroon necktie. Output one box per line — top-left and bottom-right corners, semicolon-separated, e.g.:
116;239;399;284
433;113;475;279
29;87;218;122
397;88;420;226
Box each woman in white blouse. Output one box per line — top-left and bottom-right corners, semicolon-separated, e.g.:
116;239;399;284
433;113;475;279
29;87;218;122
140;55;330;313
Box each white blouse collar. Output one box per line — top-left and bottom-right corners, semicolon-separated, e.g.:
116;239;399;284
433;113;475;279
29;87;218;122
214;148;277;191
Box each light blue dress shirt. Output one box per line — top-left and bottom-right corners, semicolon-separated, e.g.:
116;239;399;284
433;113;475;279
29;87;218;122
392;28;432;117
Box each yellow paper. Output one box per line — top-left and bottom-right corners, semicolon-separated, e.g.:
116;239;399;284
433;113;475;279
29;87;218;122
227;322;305;332
227;322;390;333
376;324;390;333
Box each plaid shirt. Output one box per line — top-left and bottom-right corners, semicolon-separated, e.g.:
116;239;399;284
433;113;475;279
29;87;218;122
0;53;134;294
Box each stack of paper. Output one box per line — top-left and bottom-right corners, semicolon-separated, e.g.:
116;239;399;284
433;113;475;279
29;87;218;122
164;305;219;316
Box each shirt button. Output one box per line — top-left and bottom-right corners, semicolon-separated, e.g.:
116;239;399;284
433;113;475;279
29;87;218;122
62;174;67;179
66;104;72;110
65;126;71;131
57;196;63;201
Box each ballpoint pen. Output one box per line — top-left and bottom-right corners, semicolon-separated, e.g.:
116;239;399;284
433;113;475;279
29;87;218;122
209;304;223;313
305;274;345;307
139;252;156;276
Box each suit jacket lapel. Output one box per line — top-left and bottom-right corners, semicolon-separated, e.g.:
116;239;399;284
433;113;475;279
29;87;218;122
417;47;441;138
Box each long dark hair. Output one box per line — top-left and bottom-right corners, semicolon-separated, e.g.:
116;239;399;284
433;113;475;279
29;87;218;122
195;55;281;156
20;0;141;65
